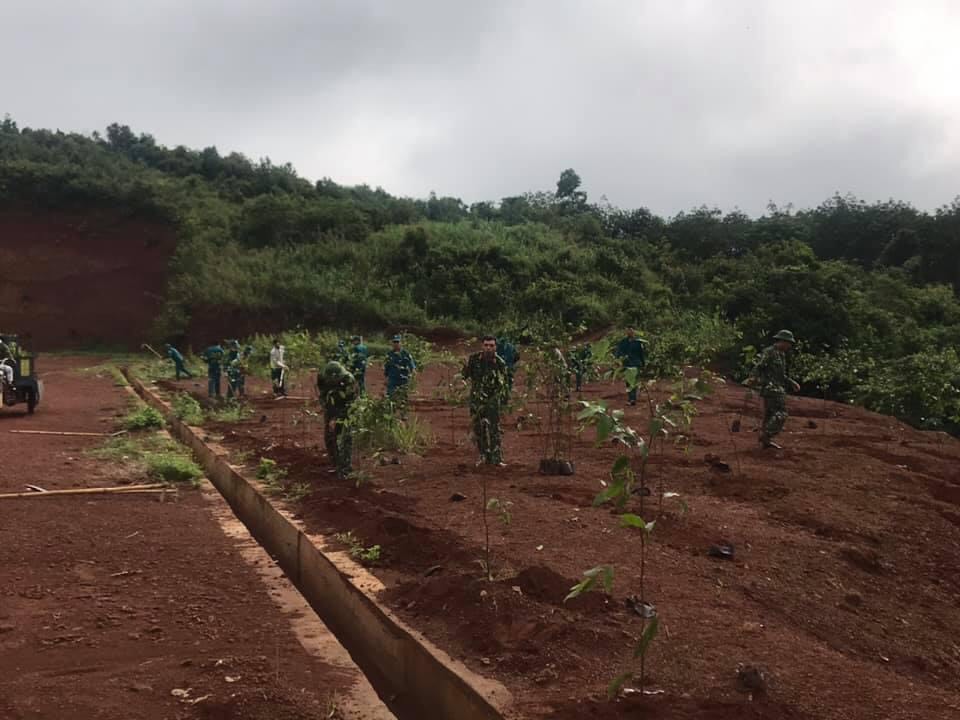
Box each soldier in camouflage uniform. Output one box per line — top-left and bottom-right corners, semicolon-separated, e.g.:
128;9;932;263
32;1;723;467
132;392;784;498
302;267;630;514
747;330;801;449
317;361;358;480
569;342;593;393
462;335;510;466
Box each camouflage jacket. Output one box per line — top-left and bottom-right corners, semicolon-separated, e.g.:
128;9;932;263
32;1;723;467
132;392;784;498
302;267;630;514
750;345;794;396
462;352;508;409
317;367;358;420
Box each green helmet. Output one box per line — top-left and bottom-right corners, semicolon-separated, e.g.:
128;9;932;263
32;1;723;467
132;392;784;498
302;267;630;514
773;330;796;343
323;361;349;379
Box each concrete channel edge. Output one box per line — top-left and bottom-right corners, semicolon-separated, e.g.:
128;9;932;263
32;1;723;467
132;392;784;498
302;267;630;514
124;372;509;720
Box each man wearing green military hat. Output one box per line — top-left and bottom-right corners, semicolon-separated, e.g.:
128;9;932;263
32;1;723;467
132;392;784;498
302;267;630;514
747;329;801;449
317;361;358;480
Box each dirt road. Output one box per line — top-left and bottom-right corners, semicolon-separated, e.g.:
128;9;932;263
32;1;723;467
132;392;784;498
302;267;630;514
0;358;386;719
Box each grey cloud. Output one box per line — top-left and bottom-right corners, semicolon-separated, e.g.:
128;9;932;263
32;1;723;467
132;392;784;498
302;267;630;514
1;0;957;215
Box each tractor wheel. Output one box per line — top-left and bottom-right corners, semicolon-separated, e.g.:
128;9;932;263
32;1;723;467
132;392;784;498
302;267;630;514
26;389;37;414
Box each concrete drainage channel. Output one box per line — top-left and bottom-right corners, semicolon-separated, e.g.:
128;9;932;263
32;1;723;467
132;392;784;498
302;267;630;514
125;373;511;720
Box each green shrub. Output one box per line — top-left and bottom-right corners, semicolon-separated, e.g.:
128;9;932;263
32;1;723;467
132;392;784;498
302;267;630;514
122;404;165;431
171;393;204;425
145;452;203;483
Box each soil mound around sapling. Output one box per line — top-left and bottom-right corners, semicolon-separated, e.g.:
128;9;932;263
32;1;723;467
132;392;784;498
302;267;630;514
512;564;610;612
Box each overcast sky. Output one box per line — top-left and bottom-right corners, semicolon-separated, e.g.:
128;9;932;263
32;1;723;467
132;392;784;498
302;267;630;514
2;1;958;215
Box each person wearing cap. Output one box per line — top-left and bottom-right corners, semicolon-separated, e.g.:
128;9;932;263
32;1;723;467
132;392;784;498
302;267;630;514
747;330;801;449
334;339;350;365
225;340;246;399
317;361;358;480
462;335;510;466
165;343;192;380
496;336;520;394
614;327;647;405
269;339;287;396
201;342;225;398
384;335;416;400
349;335;369;393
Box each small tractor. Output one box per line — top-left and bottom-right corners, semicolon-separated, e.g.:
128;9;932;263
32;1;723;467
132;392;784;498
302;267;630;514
0;334;42;414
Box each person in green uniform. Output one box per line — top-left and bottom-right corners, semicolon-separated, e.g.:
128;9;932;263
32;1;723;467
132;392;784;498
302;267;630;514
569;342;593;393
349;335;369;393
225;340;245;399
462;335;510;466
317;361;358;480
164;344;192;380
201;342;225;398
614;327;647;405
747;329;801;449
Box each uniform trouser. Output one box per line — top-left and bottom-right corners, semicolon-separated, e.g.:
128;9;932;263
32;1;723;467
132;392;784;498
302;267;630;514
324;418;352;479
624;364;641;403
356;372;366;394
761;392;788;439
471;404;502;464
174;360;192;379
226;374;243;399
574;369;585;392
207;369;221;397
386;379;408;400
271;368;285;394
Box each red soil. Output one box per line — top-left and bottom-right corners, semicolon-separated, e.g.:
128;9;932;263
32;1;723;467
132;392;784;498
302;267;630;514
166;360;960;720
0;208;175;349
0;358;351;719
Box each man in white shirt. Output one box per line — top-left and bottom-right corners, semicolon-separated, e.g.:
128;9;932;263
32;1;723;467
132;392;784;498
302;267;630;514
269;339;287;396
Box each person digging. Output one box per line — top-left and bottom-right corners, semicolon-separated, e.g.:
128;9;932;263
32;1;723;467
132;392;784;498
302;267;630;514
746;329;801;449
318;361;358;480
462;335;510;467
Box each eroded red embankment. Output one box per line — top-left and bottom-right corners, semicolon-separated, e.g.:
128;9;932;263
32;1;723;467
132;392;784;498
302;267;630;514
0;206;176;349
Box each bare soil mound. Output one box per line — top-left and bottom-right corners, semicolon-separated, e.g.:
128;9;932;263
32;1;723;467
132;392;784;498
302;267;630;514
0;206;175;349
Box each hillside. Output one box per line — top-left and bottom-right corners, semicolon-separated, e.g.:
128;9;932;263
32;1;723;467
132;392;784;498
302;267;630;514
1;117;959;431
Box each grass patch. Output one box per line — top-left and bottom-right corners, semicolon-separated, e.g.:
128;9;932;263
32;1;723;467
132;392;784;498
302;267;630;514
122;404;165;431
88;433;202;485
333;531;382;565
256;457;288;495
146;452;203;483
171;392;204;425
207;401;253;423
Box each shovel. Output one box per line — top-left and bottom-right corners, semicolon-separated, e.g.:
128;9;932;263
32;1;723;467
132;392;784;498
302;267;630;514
731;390;753;433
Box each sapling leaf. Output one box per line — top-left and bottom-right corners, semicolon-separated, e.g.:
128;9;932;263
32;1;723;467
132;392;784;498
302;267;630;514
620;513;647;530
611;454;631;476
663;491;680;498
593;480;625;507
648;418;665;436
633;616;660;658
596;414;616;442
600;564;615;593
564;565;614;602
606;672;633;700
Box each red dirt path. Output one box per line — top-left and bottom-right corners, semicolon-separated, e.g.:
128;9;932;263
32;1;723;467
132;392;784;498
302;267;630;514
0;358;351;719
178;356;960;720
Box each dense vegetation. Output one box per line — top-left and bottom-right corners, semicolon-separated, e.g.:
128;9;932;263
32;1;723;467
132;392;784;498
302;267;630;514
2;117;959;431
